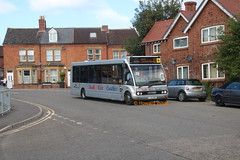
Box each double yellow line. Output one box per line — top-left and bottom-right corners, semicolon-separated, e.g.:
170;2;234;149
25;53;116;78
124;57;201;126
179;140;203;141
0;99;55;137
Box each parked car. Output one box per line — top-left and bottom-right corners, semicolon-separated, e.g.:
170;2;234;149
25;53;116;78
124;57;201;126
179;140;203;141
211;81;240;106
167;79;207;102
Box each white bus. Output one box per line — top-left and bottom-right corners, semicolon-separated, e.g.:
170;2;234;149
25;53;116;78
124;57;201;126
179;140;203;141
71;56;168;104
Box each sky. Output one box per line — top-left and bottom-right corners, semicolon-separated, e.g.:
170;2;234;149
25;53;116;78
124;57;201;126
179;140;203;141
0;0;203;44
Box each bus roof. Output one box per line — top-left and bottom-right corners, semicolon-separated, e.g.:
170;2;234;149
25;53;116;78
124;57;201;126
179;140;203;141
71;58;126;66
71;56;161;66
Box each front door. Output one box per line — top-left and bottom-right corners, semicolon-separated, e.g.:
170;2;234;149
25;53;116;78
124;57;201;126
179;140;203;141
7;70;14;89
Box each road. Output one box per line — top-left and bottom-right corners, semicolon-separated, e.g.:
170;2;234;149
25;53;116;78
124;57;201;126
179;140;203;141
1;89;240;160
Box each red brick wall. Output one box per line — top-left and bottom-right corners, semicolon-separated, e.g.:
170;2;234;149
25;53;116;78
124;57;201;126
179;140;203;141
145;0;230;85
3;43;110;89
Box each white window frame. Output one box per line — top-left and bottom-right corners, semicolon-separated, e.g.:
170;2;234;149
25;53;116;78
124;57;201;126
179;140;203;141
202;62;225;80
46;50;53;61
121;50;127;58
54;50;61;61
113;51;119;59
153;44;161;53
173;36;188;49
46;49;61;61
18;69;37;84
90;32;97;38
87;48;101;60
19;50;35;62
45;69;58;83
50;69;58;83
87;49;93;61
177;66;189;79
19;50;27;62
49;28;58;43
27;50;34;62
201;25;224;43
95;49;101;60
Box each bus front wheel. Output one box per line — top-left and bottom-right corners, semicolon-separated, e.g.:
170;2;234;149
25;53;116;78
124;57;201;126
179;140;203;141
125;92;133;105
81;89;87;99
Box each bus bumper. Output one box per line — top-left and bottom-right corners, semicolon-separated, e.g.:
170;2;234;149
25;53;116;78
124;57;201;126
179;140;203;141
132;94;168;101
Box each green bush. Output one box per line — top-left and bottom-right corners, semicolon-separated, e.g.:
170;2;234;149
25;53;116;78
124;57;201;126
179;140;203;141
202;81;213;99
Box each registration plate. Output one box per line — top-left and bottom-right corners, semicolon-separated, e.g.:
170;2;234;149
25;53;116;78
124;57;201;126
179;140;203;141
194;87;202;91
148;91;157;94
148;96;158;99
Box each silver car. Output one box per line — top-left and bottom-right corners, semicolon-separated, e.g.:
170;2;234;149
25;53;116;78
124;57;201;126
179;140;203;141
167;79;207;102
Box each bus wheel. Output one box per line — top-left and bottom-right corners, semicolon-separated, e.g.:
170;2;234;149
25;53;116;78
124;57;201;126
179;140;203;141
81;89;87;99
125;92;133;105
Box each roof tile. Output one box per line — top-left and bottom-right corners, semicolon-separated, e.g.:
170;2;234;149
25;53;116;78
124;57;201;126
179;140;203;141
142;19;174;43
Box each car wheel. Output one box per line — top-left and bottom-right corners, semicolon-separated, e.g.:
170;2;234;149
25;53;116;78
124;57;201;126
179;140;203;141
215;95;225;106
178;92;186;102
81;89;87;99
199;98;206;102
125;92;133;105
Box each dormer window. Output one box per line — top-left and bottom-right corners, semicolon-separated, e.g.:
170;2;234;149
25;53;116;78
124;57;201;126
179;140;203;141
90;32;97;38
49;28;58;42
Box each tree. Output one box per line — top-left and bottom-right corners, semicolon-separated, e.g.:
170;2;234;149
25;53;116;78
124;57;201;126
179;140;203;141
215;15;240;81
124;0;182;55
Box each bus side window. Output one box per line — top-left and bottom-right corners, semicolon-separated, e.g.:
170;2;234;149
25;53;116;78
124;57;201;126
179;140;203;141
124;72;133;86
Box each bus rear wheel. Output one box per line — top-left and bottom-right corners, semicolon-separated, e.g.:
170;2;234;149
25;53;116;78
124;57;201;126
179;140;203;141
125;92;133;105
81;89;87;99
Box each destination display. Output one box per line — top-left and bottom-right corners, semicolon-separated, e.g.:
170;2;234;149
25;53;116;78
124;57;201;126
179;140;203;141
130;57;161;64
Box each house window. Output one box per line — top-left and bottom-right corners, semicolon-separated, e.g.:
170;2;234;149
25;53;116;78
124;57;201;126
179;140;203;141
95;49;101;60
19;50;35;62
121;51;127;58
28;50;34;62
49;28;58;43
113;51;119;59
174;36;188;49
18;69;37;84
45;69;58;83
87;49;93;60
113;50;127;59
201;25;224;43
87;48;101;60
50;69;58;83
202;62;225;79
177;66;189;79
90;32;97;38
46;49;61;61
19;50;26;62
153;44;161;53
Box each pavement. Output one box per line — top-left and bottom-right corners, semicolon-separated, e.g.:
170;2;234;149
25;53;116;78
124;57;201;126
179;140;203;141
0;99;43;133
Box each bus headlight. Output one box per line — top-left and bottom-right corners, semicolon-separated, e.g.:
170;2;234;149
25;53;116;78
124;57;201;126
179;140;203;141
161;90;167;94
136;92;142;96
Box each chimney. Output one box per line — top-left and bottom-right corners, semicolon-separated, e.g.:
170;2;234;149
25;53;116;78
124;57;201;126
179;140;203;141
101;25;108;32
39;16;46;31
184;1;197;12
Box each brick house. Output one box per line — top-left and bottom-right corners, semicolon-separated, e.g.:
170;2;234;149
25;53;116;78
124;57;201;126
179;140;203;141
3;16;137;89
142;0;240;86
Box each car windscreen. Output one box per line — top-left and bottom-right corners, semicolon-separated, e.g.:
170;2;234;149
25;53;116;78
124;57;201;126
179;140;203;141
186;80;202;85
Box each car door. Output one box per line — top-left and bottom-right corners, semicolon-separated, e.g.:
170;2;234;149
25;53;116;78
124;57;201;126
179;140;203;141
167;80;178;98
224;82;240;104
